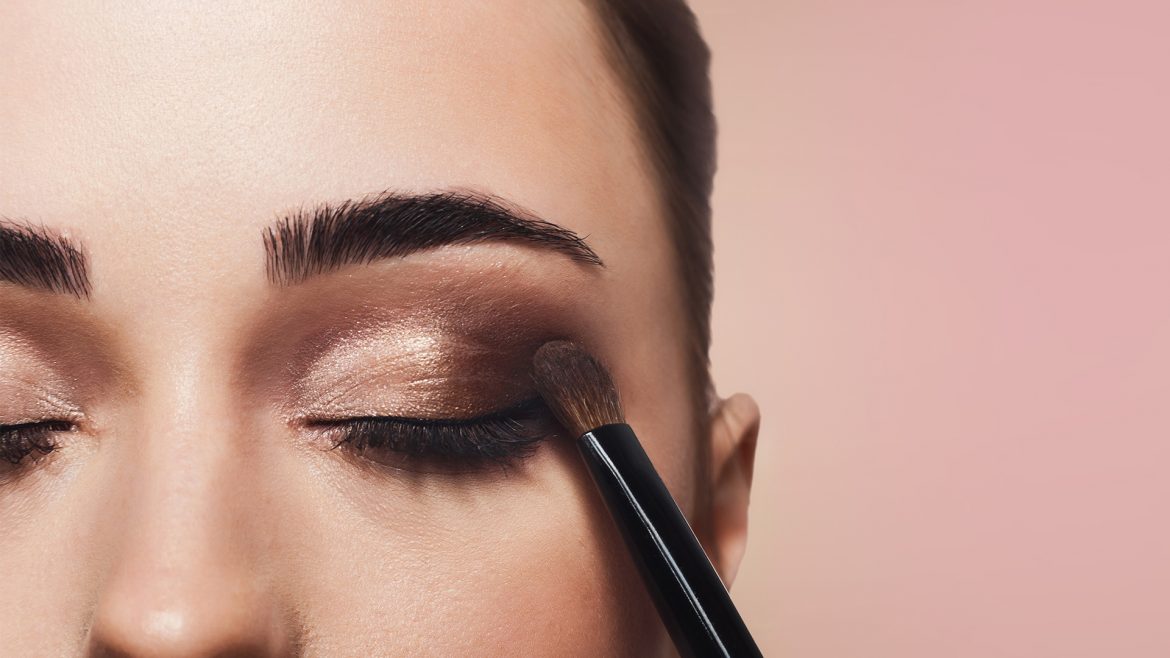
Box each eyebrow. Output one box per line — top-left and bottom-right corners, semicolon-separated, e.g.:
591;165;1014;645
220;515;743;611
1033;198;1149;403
263;190;604;286
0;220;91;298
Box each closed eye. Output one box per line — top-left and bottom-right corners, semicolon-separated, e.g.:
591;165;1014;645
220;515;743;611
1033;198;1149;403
0;420;75;467
304;397;556;473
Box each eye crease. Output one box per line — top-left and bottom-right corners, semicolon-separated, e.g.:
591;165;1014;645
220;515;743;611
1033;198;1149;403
302;396;558;474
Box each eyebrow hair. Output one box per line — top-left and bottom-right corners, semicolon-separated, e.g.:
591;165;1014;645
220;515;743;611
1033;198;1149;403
0;220;91;298
263;190;604;286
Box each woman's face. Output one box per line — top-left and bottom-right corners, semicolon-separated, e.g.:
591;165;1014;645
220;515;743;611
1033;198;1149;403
0;1;719;655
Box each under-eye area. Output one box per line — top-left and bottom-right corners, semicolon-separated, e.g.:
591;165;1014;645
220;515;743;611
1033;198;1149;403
301;396;558;475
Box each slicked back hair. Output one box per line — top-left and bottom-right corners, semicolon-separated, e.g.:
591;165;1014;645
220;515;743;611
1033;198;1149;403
587;0;717;410
586;0;718;502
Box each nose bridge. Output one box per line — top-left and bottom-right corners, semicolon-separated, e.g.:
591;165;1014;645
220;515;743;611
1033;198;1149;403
86;341;290;656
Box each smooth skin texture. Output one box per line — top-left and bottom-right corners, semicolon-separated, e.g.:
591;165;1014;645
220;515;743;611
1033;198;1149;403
0;1;760;655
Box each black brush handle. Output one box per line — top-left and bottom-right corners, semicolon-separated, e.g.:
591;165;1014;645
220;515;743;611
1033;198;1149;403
578;423;763;658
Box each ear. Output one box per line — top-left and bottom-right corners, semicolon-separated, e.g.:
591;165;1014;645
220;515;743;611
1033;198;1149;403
704;392;761;587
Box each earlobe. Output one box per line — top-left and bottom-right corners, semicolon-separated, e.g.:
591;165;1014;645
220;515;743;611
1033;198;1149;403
705;392;761;587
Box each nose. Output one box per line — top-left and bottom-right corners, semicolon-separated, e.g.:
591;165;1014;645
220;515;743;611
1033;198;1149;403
85;393;294;656
87;594;290;658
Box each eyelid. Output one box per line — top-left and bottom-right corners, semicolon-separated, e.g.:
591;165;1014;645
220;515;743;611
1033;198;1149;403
303;396;557;473
305;396;548;429
0;419;75;467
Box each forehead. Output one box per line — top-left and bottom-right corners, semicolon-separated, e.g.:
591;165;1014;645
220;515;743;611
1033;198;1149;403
0;0;663;269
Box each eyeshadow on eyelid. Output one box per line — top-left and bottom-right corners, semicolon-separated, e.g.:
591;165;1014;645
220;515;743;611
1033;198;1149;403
0;340;83;422
289;323;543;421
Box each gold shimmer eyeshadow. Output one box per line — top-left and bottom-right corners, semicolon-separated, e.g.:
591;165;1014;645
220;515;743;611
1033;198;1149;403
247;253;601;427
284;313;560;424
0;333;84;423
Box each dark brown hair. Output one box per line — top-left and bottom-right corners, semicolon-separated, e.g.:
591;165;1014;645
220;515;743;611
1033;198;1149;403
586;0;718;515
586;1;717;410
587;0;716;401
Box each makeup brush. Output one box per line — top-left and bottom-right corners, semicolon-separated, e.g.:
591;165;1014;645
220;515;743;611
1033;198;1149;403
532;341;762;658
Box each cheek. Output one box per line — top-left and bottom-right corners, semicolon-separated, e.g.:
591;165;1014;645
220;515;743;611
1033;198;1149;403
280;438;666;655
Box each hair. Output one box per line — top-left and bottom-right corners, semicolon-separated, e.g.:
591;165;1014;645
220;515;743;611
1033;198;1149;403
584;0;718;512
586;0;716;404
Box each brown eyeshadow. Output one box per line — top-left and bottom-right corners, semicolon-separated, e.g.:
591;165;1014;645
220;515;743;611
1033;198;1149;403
0;331;85;423
243;249;607;424
0;288;126;411
289;321;549;421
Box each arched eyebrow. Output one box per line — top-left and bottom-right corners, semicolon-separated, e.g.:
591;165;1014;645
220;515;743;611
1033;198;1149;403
0;220;91;298
263;190;604;287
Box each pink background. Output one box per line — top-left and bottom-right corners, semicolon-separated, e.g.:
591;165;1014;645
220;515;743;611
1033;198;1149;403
693;1;1170;656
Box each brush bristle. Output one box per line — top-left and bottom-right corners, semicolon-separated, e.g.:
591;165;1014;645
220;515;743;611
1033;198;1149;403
531;340;624;437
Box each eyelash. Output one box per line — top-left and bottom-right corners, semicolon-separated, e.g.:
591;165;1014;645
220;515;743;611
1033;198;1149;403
306;397;555;473
0;400;556;476
0;420;74;467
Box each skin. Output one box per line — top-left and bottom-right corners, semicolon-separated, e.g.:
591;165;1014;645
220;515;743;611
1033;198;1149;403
0;1;760;655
